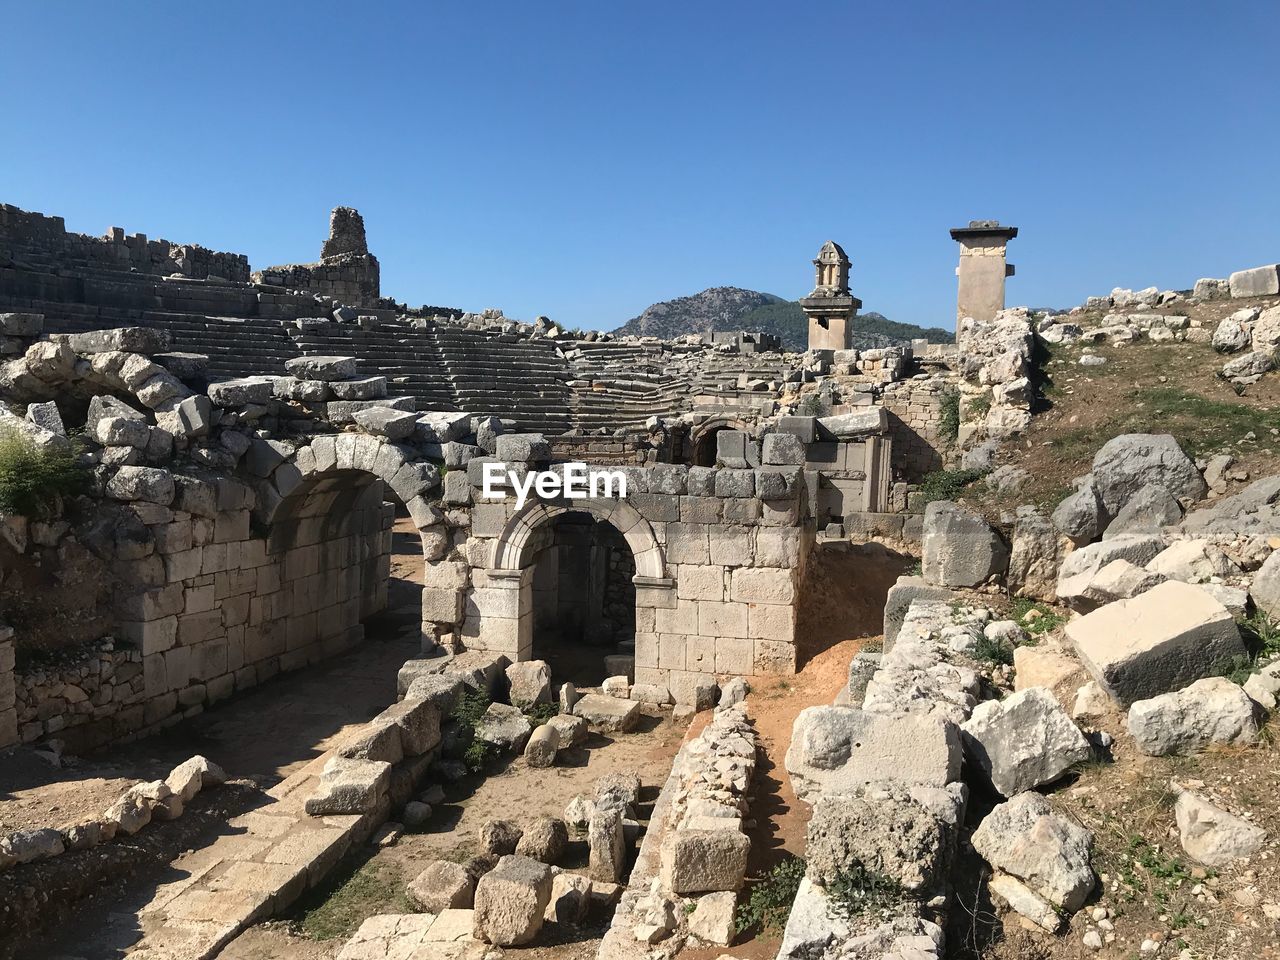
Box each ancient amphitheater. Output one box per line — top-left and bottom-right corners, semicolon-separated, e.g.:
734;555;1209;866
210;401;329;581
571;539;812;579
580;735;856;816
2;202;1279;960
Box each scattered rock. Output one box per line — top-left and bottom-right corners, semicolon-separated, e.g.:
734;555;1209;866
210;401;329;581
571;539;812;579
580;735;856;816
481;819;524;856
972;792;1095;912
472;854;553;946
1174;786;1267;867
961;688;1091;796
515;816;568;863
406;860;476;912
1127;677;1260;756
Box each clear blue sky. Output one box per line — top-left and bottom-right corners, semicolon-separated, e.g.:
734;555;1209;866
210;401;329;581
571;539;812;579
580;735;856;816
2;1;1277;331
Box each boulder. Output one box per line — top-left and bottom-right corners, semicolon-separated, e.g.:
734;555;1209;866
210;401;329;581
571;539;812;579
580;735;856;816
1090;434;1206;516
1051;480;1105;545
481;819;524;856
164;755;226;803
594;772;642;816
506;660;553;707
1127;677;1260;756
1212;316;1253;353
785;706;962;802
687;890;737;945
406;860;476;912
960;688;1092;796
659;828;750;894
1103;484;1182;539
564;793;596;829
472;855;552;946
545;713;588;748
1056;534;1166;608
0;828;65;865
1248;550;1280;619
1222;350;1274;383
106;465;175;505
475;702;532;753
1174;787;1267;867
1065;580;1247;706
972;792;1094;912
546;872;593;924
921;501;1008;588
515;816;568;863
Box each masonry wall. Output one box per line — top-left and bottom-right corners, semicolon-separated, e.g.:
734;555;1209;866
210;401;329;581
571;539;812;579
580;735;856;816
253;253;381;306
882;378;952;481
1;479;393;751
0;203;250;281
421;460;812;705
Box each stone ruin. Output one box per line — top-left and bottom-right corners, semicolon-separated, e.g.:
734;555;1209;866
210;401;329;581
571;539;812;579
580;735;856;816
3;199;1280;960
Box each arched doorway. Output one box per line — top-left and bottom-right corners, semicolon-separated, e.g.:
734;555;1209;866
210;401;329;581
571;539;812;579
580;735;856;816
688;417;752;467
526;511;636;686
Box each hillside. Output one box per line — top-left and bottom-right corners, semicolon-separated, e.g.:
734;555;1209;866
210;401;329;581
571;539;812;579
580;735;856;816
613;285;953;351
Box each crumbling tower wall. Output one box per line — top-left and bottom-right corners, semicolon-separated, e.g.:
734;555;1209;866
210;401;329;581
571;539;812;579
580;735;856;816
253;206;382;306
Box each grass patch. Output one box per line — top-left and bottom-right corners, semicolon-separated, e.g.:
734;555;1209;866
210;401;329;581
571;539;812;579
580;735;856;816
909;467;987;510
0;425;89;518
735;856;805;935
1010;598;1067;638
295;859;410;941
973;634;1014;666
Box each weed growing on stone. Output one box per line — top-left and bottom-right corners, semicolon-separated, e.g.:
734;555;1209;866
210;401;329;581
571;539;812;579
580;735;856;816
1010;597;1066;638
451;688;495;772
826;861;907;920
521;701;559;727
973;635;1014;666
0;425;88;518
735;856;806;935
938;388;961;444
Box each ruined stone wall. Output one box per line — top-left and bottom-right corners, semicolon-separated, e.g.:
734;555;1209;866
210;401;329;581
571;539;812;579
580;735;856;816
253;253;381;306
1;478;393;751
0;204;250;282
883;377;952;481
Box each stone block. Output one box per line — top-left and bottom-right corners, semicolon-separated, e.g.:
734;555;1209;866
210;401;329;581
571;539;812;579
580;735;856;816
1127;677;1260;755
1064;580;1246;706
473;855;552;946
922;501;1007;587
407;860;476;912
1228;264;1280;298
785;706;961;802
659;828;750;894
762;432;806;465
882;577;952;649
730;567;794;604
572;693;641;732
303;756;391;815
960;688;1091;796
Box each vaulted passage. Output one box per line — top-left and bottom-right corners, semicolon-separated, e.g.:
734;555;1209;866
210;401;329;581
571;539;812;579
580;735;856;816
527;512;636;686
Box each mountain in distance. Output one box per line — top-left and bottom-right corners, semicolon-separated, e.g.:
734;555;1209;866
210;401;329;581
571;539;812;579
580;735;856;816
613;285;952;352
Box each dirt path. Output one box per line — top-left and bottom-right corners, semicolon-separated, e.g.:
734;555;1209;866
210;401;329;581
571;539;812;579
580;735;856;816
684;636;864;960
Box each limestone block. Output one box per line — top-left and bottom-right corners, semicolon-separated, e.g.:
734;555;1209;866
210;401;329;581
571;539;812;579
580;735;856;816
961;688;1091;796
714;468;755;498
762;432;806;465
546;872;593;925
207;376;275;406
378;697;442;755
922;501;1008;588
330;376;388;400
818;408;887;437
164;754;226;803
730;566;795;605
352;406;417;440
659;828;749;894
107;466;175;505
785;706;962;802
515;815;568;862
473;855;552;946
495;433;551;463
1064;580;1246;706
707;525;752;566
1012;645;1088;709
1127;677;1259;756
882;576;952;649
697;600;748;639
1056;534;1167;607
1228;263;1280;298
407;859;476;911
573;693;641;733
303;756;391;815
284;355;357;381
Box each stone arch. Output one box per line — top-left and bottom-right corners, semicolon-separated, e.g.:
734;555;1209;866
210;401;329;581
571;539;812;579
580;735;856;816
688;415;754;467
490;496;665;579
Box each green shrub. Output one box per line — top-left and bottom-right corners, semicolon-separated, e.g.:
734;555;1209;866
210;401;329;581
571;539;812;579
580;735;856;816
965;393;992;419
521;701;559;727
735;856;806;935
797;393;830;417
451;688;494;773
0;424;88;518
908;467;987;510
938;389;960;443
